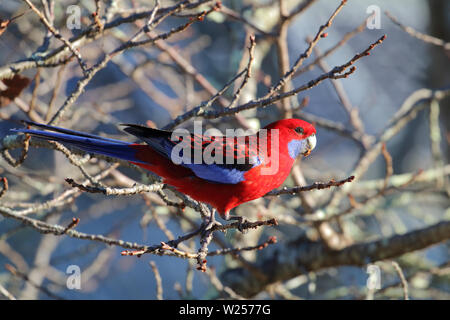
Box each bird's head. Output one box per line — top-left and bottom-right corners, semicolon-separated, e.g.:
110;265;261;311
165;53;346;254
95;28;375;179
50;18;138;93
264;118;316;159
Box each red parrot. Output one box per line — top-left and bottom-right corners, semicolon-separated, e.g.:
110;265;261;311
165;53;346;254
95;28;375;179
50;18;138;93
13;119;316;221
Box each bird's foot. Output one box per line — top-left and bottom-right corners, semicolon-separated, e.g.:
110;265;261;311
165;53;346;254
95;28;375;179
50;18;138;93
203;219;222;232
202;209;222;232
227;215;248;233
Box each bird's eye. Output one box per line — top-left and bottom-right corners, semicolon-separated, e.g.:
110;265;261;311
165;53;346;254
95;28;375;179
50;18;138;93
294;127;304;135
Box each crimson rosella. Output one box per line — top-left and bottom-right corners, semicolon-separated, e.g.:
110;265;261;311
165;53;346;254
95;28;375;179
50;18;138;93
13;119;316;221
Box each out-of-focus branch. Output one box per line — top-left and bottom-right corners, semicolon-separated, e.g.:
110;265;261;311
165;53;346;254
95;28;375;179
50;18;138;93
47;6;213;126
219;5;275;37
267;0;348;98
0;164;118;216
386;11;450;50
0;177;8;199
1;134;30;168
311;43;370;148
5;263;63;300
0;0;214;80
23;0;89;75
391;261;409;300
294;15;370;77
164;69;247;129
325;87;450;212
226;35;256;109
200;35;385;119
428;99;448;193
297;111;374;148
149;261;163;300
0;283;16;300
221;220;450;297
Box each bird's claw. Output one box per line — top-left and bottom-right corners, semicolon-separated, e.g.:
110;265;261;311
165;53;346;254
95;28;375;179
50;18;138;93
228;215;248;233
202;209;222;232
203;219;222;232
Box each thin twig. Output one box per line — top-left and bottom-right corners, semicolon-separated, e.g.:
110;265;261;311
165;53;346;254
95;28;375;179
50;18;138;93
1;134;30;167
0;283;16;300
294;13;374;77
0;177;8;199
149;261;163;300
266;176;355;196
267;0;348;97
226;35;256;109
65;178;164;196
200;35;386;119
391;261;409;300
5;263;63;300
386;11;450;50
23;0;89;75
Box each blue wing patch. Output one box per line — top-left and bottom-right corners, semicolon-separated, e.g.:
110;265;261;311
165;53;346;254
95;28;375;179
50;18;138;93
184;163;246;184
122;124;262;184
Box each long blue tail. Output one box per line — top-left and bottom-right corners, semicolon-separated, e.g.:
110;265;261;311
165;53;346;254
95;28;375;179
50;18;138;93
11;121;144;163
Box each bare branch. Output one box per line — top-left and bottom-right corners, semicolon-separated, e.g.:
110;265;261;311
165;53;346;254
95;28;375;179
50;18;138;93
221;220;450;297
386;11;450;50
266;176;355;196
149;261;163;300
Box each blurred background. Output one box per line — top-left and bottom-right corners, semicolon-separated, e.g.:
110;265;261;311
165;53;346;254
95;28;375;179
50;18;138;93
0;0;448;299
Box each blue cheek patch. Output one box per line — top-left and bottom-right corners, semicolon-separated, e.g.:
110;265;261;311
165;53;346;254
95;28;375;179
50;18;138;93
287;140;303;159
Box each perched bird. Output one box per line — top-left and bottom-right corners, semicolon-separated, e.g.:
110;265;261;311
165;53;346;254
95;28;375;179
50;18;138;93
13;119;316;222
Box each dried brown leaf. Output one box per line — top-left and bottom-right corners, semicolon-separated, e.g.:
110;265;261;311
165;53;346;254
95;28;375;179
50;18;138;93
0;74;31;107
